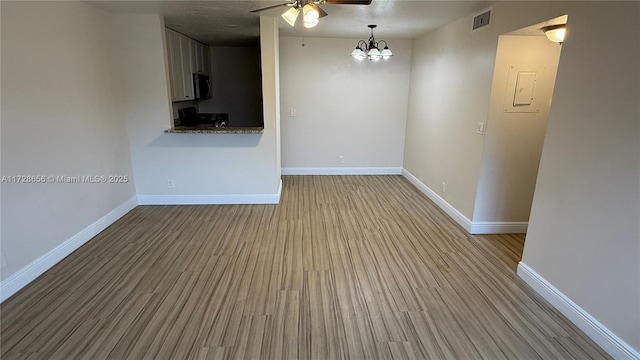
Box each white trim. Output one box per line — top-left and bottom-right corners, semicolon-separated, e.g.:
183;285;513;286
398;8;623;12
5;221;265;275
137;179;283;205
402;169;528;235
469;221;528;234
517;262;640;360
401;169;473;232
282;167;402;176
0;196;138;303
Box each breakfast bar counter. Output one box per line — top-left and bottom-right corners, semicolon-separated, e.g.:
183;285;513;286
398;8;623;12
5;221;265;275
165;126;264;134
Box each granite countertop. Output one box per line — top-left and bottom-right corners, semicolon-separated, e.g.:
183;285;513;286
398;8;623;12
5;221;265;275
165;126;264;134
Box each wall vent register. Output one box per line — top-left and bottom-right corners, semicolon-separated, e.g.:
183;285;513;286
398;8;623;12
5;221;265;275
473;10;491;30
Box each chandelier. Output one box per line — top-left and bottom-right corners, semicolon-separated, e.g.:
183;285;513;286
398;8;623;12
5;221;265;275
351;25;392;61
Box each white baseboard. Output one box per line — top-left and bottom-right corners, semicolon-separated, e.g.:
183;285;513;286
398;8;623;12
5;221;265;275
282;167;402;175
517;262;640;360
402;169;528;235
401;169;473;232
0;196;138;303
137;180;282;205
470;221;528;234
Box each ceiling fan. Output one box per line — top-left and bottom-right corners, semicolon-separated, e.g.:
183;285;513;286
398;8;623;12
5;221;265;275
251;0;372;28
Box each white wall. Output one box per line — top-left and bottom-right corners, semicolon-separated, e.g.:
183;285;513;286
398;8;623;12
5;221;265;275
260;17;282;176
279;37;412;171
124;16;281;202
198;47;263;127
521;1;639;354
1;1;4;271
1;2;136;281
403;12;495;219
404;1;639;356
472;35;561;222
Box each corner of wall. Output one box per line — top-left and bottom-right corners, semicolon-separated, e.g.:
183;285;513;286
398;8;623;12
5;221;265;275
260;16;282;187
402;169;472;233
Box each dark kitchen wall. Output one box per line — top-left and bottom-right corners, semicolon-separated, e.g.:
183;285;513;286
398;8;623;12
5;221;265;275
198;46;263;127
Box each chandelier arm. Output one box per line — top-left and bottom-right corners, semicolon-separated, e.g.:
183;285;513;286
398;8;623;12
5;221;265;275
377;39;388;48
356;40;368;50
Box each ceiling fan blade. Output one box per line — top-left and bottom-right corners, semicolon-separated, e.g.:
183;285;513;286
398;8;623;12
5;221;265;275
324;0;372;4
316;5;328;18
250;2;294;13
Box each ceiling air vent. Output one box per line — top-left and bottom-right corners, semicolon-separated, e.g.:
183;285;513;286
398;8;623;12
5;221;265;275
473;10;491;30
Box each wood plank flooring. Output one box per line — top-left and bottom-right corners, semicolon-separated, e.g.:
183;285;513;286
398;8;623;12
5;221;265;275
0;176;610;359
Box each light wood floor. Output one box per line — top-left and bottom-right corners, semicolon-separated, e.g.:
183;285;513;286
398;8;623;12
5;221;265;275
1;176;610;359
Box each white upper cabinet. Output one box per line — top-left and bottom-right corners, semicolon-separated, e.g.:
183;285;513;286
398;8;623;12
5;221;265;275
167;29;182;101
165;28;208;102
179;36;194;101
194;42;208;74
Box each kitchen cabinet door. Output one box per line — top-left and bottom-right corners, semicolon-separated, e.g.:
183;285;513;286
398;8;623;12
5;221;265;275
167;29;185;102
201;44;210;75
188;38;197;75
194;42;208;74
180;36;195;100
165;28;202;102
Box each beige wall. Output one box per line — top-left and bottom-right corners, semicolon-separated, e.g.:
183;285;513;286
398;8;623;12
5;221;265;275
403;11;495;219
259;16;282;178
1;2;136;280
279;37;412;169
522;1;639;352
473;35;561;222
123;15;281;201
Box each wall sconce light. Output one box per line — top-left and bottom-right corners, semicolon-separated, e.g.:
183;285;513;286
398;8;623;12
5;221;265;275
351;25;393;61
542;24;566;43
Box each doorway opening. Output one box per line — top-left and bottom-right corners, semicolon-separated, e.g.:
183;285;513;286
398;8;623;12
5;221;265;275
471;15;568;244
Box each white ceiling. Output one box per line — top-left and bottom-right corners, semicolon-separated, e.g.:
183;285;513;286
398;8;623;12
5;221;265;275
92;0;493;46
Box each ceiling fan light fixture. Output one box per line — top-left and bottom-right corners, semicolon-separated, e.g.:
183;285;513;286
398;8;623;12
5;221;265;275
253;0;371;28
303;4;320;22
281;7;299;27
303;17;319;28
542;24;566;43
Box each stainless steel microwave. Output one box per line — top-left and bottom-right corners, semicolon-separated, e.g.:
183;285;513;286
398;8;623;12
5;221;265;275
193;73;211;100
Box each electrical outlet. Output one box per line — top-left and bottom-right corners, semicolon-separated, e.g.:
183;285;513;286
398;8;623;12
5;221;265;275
1;252;7;269
441;181;446;193
289;109;296;117
167;179;175;189
476;122;485;135
338;156;344;164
